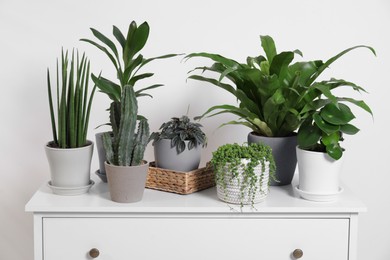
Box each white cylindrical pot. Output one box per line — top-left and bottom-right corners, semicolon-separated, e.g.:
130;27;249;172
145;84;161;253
296;146;344;194
154;139;201;172
45;141;93;188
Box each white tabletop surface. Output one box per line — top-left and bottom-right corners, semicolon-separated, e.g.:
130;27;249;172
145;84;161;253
25;176;366;214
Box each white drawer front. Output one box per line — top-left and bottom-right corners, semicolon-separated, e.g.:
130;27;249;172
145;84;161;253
43;217;349;260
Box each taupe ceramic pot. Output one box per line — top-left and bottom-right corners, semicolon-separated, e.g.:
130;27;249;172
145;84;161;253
105;161;149;203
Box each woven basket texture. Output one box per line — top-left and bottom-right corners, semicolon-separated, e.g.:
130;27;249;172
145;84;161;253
146;162;215;195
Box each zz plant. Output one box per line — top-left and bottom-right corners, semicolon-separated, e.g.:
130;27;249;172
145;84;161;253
47;49;96;148
211;143;276;208
81;21;178;102
102;85;149;166
150;115;207;153
186;35;375;139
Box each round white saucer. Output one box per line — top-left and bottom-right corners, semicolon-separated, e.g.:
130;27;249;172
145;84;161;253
48;180;95;195
295;185;344;202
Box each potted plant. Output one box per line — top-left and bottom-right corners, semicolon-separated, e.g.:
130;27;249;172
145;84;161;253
45;49;96;195
81;21;178;181
296;79;374;201
211;143;276;208
102;85;150;203
186;36;307;185
149;115;207;172
186;35;374;186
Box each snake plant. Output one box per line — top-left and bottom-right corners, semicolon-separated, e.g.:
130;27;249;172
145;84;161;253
186;35;375;139
47;49;96;148
81;21;178;102
102;85;150;166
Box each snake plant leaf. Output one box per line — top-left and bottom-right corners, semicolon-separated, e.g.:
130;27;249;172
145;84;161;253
90;28;119;59
47;69;58;145
320;103;355;125
260;35;277;64
308;45;376;85
313;112;340;135
113;25;126;49
297;119;322;148
340;123;360;135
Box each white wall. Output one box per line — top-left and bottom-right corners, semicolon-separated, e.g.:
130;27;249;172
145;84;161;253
0;0;389;259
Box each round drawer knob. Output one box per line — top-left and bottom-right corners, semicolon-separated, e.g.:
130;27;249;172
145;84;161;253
89;248;100;258
293;248;303;259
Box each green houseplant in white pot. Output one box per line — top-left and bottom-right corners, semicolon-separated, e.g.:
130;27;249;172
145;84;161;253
186;36;315;186
81;20;179;181
296;48;375;202
211;143;276;208
45;49;96;195
150;115;207;172
102;85;150;203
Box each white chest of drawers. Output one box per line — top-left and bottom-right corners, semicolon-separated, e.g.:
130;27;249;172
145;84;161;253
25;180;365;260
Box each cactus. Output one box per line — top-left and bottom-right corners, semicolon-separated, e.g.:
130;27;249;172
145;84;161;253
103;85;150;166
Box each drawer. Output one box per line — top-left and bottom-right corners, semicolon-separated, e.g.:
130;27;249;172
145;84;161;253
43;217;349;260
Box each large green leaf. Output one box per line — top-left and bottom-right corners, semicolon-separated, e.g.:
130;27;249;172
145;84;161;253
340;123;360;135
260;35;277;64
297;119;322;148
91;28;119;59
269;51;294;80
123;21;137;66
325;143;343;160
187;75;236;96
185;52;241;68
129;73;153;86
113;25;126;49
127;22;150;63
308;45;376;85
320;103;355;125
313;112;340;135
80;39;118;71
91;74;121;102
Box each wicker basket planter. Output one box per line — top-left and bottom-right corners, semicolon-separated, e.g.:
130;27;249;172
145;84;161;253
146;162;215;195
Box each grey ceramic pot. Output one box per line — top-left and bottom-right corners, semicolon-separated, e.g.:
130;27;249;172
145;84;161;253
95;132;107;175
105;161;149;203
154;139;201;172
248;132;297;186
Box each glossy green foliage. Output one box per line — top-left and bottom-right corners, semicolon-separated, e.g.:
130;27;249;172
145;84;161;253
81;21;178;102
102;85;150;166
187;36;375;140
150;115;207;154
47;49;96;148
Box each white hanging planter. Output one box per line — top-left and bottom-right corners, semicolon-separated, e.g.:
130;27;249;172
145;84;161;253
296;146;344;202
216;159;270;205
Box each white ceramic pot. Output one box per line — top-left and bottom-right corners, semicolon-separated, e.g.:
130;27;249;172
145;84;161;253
45;141;93;190
216;159;270;205
296;146;344;201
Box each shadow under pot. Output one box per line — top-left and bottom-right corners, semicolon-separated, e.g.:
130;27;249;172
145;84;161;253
153;139;201;172
105;161;149;203
248;132;297;186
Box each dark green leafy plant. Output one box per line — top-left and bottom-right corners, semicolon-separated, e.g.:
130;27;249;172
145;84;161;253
150;115;207;153
47;49;96;148
186;35;375;138
297;86;373;160
102;85;149;166
81;21;178;102
211;143;276;208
